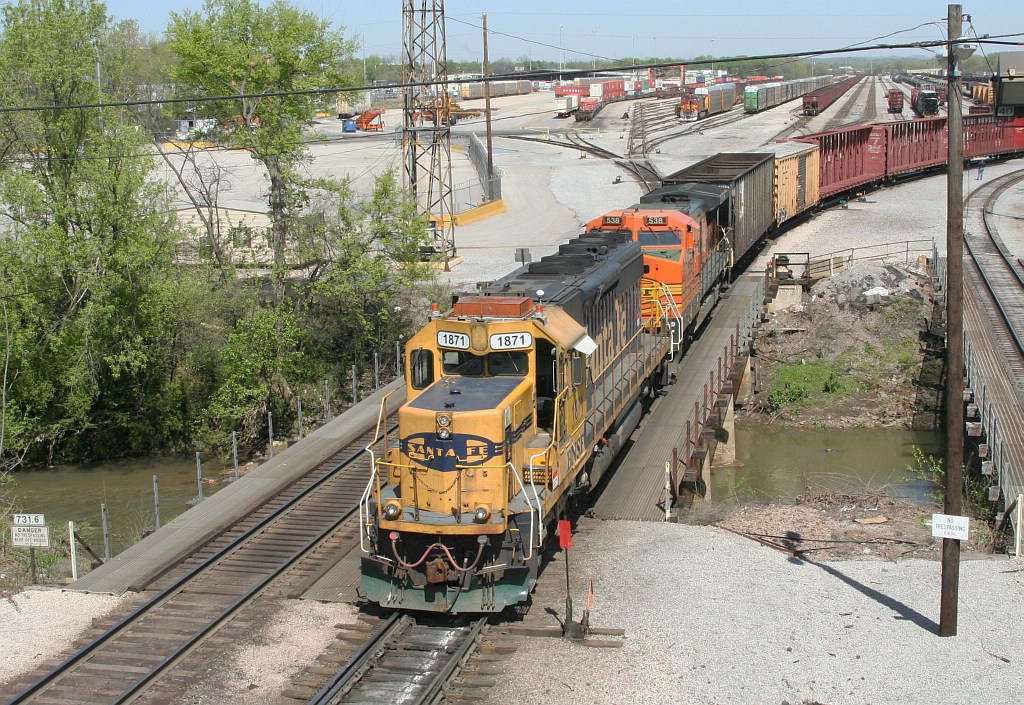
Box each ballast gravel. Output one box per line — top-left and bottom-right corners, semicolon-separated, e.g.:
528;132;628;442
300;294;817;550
0;589;127;688
484;519;1023;705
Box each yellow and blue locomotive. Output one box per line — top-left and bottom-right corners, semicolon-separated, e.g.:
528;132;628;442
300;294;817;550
359;231;673;612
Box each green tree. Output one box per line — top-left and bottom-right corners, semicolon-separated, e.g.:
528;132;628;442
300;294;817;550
166;0;358;304
299;169;434;374
0;0;188;463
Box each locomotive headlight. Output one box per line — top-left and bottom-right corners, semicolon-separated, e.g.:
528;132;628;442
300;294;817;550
383;501;403;520
473;505;491;524
437;427;452;440
436;413;452;428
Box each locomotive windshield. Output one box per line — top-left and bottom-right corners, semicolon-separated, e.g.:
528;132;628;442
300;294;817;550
637;229;683;247
442;350;528;377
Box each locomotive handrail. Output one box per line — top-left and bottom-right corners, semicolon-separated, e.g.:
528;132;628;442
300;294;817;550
506;461;540;558
360;391;398;552
641;279;684;357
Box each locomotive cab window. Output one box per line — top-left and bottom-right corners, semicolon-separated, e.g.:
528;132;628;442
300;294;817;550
443;350;484;376
410;349;435;390
638;230;682;247
487;351;528;376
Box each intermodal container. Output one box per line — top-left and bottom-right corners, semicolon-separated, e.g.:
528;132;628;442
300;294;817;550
555;85;590;97
661;153;775;261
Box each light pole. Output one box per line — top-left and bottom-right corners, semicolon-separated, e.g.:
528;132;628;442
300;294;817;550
631;35;635;75
559;25;564;79
593;29;597;71
710;39;715;75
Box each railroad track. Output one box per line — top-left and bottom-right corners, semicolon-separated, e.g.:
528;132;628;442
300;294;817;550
305;614;491;705
821;75;876;131
963;169;1024;394
564;130;661;190
2;426;390;705
503;131;660;191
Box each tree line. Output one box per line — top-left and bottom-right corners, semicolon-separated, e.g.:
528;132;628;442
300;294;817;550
0;0;438;471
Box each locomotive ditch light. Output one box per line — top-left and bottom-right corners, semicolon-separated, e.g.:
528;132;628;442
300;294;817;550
473;505;492;524
383;501;403;520
437;427;452;440
437;413;452;427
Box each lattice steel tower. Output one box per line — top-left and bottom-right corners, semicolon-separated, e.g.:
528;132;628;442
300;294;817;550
402;0;456;265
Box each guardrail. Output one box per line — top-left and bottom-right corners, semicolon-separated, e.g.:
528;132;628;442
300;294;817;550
773;239;934;284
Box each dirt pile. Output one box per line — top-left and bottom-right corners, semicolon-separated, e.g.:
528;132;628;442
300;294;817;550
740;258;943;429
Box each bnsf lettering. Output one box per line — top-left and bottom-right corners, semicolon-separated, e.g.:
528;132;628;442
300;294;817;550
565;433;589;472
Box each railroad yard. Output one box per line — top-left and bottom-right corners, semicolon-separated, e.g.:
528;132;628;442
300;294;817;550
4;77;1024;705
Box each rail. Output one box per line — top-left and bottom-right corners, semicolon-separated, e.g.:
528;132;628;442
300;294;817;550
308;615;488;705
8;438;382;705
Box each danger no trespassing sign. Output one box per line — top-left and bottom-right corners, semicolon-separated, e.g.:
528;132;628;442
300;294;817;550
11;525;50;548
931;513;970;541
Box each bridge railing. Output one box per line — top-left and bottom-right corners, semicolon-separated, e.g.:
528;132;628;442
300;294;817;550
773;239;935;285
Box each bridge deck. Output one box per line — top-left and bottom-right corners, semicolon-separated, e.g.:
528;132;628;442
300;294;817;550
591;274;764;521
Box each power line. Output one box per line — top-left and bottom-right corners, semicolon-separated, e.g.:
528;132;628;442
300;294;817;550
0;34;1021;117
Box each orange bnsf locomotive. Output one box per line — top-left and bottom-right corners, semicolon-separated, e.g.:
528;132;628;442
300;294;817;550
587;153;775;347
359;231;673;613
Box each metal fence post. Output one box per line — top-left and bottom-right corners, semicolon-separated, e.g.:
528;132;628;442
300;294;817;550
297;397;304;440
232;431;239;480
396;339;402;375
196;451;204;500
352;364;358;405
325;379;332;421
374;353;380;390
268;412;275;458
153;475;161;530
101;503;111;561
1016;494;1022;557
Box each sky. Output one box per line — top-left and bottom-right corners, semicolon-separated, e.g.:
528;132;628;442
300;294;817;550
101;0;1024;67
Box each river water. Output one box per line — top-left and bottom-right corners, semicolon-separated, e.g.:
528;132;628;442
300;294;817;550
11;425;942;556
711;425;943;504
11;456;232;555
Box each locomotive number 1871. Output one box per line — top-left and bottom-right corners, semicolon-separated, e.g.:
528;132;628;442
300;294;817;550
436;331;470;349
489;332;533;350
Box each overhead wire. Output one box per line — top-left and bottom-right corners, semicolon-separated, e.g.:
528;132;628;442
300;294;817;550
0;33;1022;118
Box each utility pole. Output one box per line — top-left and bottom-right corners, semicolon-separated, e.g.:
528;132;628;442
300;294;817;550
940;2;965;638
559;25;564;79
481;15;494;200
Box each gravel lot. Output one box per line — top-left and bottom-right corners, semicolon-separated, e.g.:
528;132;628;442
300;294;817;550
484;520;1024;705
4;86;1023;703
